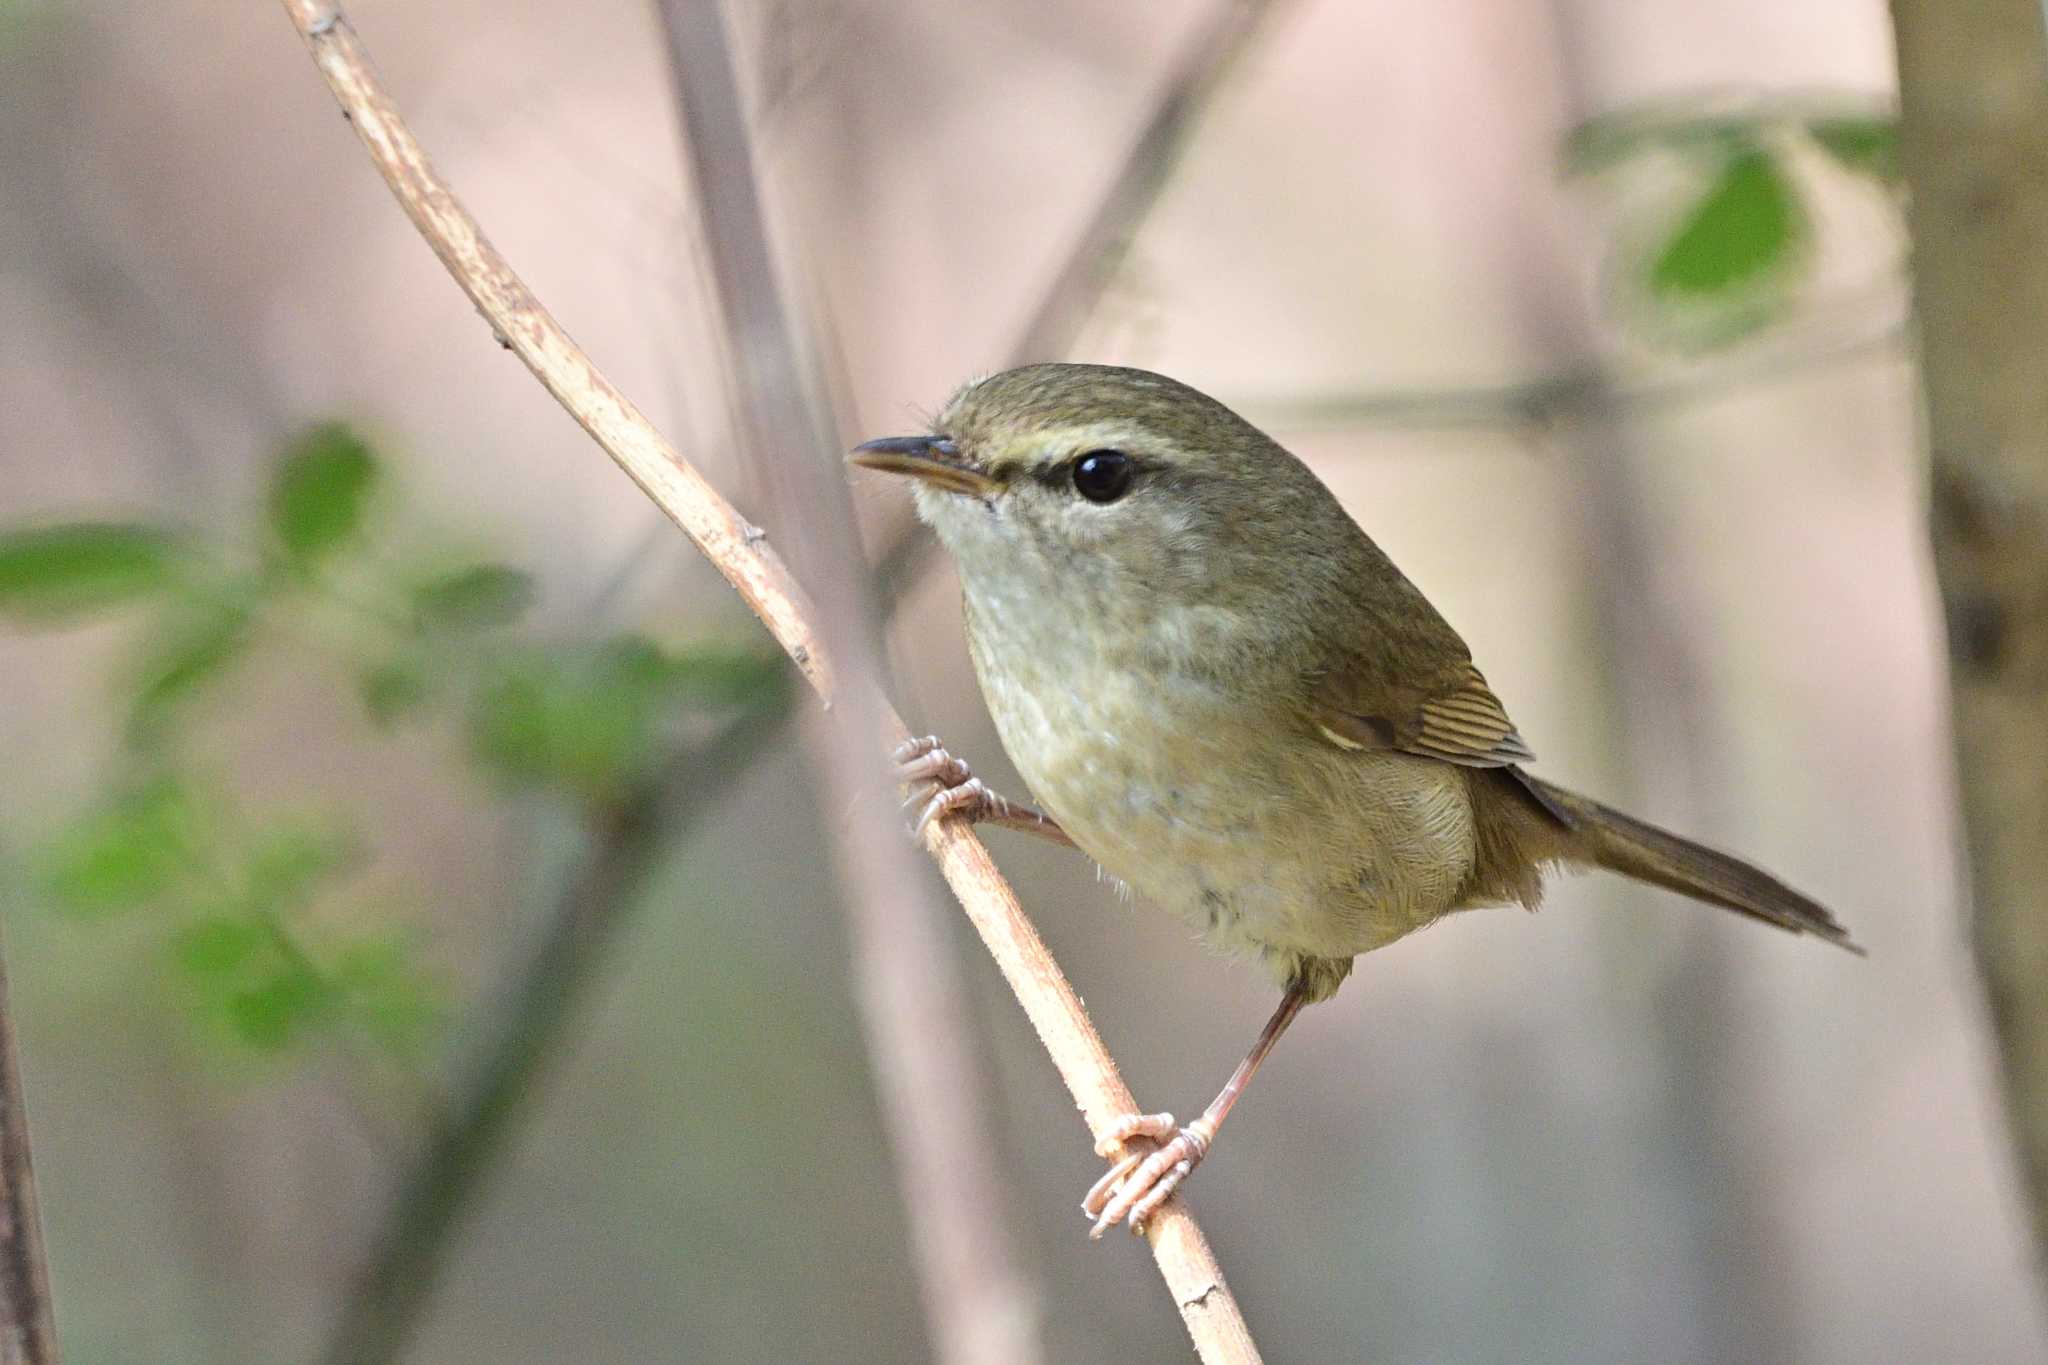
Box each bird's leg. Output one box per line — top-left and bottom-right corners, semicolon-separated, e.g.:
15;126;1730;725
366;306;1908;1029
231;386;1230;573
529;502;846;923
1083;985;1309;1238
893;735;1075;847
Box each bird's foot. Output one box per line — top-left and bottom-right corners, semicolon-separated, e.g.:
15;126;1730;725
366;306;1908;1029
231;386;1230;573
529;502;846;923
892;735;1071;845
1082;1111;1215;1238
894;734;1011;833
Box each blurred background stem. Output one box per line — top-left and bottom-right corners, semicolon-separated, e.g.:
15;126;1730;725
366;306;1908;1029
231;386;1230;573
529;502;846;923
652;4;1044;1361
1478;9;1801;1357
316;698;795;1365
1892;0;2048;1288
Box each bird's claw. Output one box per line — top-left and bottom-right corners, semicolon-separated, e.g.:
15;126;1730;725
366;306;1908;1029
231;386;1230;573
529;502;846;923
893;735;1016;835
1082;1111;1214;1238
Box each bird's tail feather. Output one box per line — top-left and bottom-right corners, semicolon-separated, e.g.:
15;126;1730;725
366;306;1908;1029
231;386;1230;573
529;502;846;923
1516;773;1862;954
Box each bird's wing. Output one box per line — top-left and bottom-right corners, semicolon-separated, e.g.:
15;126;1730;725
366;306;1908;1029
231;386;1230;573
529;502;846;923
1310;656;1534;768
1302;550;1536;774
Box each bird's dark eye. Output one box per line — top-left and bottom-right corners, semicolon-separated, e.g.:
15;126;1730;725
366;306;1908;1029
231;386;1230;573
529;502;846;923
1071;449;1134;503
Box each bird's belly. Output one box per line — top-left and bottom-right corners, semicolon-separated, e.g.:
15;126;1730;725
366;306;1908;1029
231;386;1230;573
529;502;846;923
975;644;1477;967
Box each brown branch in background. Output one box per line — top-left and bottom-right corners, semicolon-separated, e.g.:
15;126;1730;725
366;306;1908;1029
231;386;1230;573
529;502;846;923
1892;0;2048;1286
651;2;1040;1362
317;700;795;1365
0;926;60;1365
1242;314;1906;437
871;0;1288;605
279;3;1260;1359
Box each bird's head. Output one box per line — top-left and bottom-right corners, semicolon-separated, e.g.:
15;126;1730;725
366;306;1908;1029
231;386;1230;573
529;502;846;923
851;364;1347;609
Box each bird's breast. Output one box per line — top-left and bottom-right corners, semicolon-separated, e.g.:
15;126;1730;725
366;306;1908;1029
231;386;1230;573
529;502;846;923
961;579;1478;965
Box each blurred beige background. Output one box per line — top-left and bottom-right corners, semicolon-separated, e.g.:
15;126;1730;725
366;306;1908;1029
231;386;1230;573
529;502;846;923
3;0;2041;1361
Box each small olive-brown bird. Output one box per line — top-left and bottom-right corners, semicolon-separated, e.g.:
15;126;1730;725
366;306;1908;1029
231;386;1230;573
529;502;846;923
852;363;1857;1237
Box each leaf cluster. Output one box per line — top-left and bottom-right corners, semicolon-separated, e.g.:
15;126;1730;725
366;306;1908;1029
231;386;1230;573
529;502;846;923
1566;97;1899;349
3;423;782;1063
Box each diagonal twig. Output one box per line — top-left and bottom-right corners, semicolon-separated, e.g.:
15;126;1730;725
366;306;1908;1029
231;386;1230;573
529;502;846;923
1242;313;1907;435
278;4;1260;1359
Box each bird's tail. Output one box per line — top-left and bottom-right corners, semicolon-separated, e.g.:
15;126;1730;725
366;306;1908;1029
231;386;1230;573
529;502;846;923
1517;773;1862;954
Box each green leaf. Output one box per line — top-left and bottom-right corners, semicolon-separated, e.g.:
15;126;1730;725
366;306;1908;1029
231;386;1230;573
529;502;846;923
225;963;331;1052
172;916;269;976
597;635;677;692
1810;116;1898;184
39;777;200;915
242;825;352;913
664;646;786;708
361;660;432;728
412;564;536;631
0;523;184;624
468;636;781;799
126;602;254;740
332;934;408;986
270;424;378;564
333;933;444;1055
468;660;638;799
468;636;674;799
1650;145;1804;301
355;975;442;1056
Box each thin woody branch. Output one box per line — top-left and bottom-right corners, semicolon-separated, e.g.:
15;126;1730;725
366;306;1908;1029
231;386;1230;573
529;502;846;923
277;3;1260;1359
0;929;59;1365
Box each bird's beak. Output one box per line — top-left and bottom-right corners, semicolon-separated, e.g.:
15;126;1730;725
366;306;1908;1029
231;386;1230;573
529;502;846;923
847;436;997;496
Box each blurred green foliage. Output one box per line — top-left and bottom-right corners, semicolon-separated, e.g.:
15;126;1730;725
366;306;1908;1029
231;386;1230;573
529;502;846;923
1809;115;1898;183
469;635;773;802
0;523;188;622
1;422;783;1064
412;563;538;632
1566;96;1900;350
270;423;380;568
0;0;58;50
1649;147;1803;302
